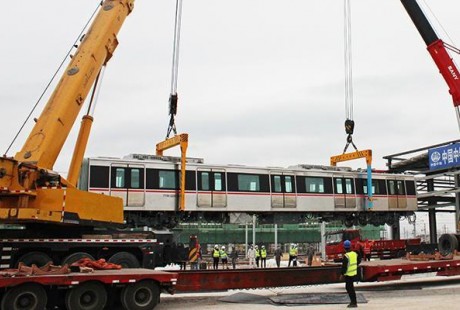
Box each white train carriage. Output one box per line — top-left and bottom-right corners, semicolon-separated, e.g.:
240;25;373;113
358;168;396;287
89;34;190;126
78;154;417;227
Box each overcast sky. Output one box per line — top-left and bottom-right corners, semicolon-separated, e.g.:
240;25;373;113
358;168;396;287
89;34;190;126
2;0;459;172
1;0;459;232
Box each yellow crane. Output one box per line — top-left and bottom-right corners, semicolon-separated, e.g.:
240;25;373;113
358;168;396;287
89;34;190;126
0;0;135;226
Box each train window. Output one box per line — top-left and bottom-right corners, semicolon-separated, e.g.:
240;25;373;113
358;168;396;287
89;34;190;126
214;173;223;191
186;171;196;190
131;169;140;189
200;172;210;190
305;177;325;193
406;180;416;195
387;180;406;195
273;176;282;193
159;170;177;189
238;174;260;191
285;176;293;193
396;180;405;195
89;166;109;188
115;168;125;188
334;177;354;194
360;179;386;195
228;173;269;192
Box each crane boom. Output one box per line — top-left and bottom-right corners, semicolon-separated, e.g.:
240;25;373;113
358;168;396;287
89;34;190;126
0;0;134;226
401;0;460;108
15;0;134;169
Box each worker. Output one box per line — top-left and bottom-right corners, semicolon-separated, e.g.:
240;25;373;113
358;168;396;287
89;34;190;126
363;239;372;261
212;245;220;270
260;245;267;268
288;243;298;267
247;245;256;268
306;243;315;267
341;239;361;308
275;246;283;268
255;245;260;268
220;246;229;269
230;246;239;269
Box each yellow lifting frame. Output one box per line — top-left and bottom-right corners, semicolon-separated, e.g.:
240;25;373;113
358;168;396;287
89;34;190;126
156;133;188;211
330;149;373;209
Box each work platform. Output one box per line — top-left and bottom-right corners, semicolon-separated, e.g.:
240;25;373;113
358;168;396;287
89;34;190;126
173;255;460;292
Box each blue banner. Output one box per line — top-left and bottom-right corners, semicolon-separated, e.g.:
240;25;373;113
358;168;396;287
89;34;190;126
428;143;460;170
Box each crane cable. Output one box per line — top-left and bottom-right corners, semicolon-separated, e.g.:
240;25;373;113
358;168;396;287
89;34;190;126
342;0;358;154
166;0;183;139
3;1;103;156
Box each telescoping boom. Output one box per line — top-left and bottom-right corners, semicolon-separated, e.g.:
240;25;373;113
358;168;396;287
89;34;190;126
0;0;134;226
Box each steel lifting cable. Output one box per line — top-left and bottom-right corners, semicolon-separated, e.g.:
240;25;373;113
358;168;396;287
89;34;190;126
166;0;184;139
342;0;358;154
3;1;103;156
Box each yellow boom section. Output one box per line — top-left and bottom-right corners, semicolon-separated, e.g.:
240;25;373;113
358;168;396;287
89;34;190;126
15;0;134;170
0;0;135;226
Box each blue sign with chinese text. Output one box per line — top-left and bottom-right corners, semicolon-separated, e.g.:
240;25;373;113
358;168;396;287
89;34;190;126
428;143;460;170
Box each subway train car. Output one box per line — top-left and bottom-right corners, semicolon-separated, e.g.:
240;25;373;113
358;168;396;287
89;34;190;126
78;154;417;228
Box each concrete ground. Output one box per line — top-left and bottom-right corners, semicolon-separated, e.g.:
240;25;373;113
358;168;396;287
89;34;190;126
157;274;460;310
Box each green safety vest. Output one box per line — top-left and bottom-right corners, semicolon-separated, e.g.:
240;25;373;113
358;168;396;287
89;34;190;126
345;251;358;277
220;250;227;259
213;249;220;258
289;248;297;256
256;249;260;257
261;249;267;258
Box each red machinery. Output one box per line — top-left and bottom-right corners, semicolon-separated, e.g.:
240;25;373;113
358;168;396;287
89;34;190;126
325;229;421;261
401;0;460;123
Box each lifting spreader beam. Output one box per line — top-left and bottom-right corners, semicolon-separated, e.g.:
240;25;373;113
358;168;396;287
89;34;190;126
156;133;188;211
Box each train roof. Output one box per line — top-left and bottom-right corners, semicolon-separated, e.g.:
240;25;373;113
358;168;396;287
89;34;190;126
87;154;412;177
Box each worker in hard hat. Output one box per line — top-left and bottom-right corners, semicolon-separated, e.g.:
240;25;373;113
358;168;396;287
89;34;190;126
220;245;229;269
255;245;260;268
288;243;298;267
341;239;362;308
212;244;220;270
260;245;267;268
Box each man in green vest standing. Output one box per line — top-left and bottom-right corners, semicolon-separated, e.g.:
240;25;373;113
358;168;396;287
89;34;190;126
341;240;361;308
260;245;267;268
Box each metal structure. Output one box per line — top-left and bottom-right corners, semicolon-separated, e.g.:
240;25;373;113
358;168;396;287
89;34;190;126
384;139;460;241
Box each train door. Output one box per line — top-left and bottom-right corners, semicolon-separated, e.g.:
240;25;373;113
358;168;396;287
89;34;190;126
127;164;145;207
387;179;407;209
333;176;356;208
270;173;296;208
109;164;145;207
196;169;227;208
110;164;128;206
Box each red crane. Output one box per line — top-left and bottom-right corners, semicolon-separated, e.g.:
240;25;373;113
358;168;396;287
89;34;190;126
401;0;460;127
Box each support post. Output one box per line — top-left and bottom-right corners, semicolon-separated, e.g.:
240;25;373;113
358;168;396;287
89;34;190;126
245;223;248;258
427;179;438;243
321;222;326;261
252;215;256;247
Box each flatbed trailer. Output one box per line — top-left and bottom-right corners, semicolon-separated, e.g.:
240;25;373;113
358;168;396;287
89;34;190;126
173;255;460;292
0;268;177;309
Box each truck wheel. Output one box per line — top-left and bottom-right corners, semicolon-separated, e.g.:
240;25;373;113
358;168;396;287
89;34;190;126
62;252;95;265
108;252;140;268
65;281;107;310
121;280;160;310
439;233;459;256
1;283;47;310
16;251;52;267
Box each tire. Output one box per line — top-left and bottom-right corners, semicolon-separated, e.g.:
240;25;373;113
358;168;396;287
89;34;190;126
65;281;107;310
121;280;160;310
62;252;95;266
344;218;354;228
1;283;47;310
16;251;52;267
439;233;459;256
108;252;140;268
